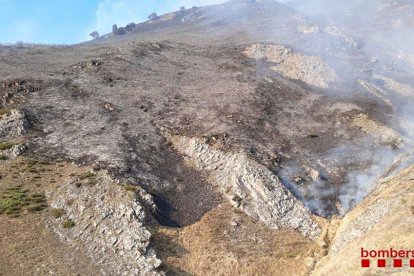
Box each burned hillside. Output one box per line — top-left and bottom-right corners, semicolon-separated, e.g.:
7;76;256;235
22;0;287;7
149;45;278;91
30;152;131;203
0;0;413;275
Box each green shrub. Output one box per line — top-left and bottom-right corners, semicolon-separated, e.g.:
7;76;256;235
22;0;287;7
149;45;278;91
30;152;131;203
232;195;242;203
0;188;47;216
30;193;47;203
124;185;137;192
0;186;29;215
78;171;97;186
26;159;39;167
0;109;11;117
0;142;15;150
62;219;75;228
27;204;47;212
79;171;95;180
286;252;297;259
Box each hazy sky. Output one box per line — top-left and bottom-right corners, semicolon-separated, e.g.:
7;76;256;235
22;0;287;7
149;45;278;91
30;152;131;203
0;0;228;44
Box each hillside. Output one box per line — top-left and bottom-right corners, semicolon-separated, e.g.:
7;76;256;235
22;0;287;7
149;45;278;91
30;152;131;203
0;0;413;275
289;0;414;69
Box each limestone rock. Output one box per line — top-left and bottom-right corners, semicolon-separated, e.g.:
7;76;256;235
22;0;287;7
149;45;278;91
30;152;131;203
169;135;321;240
297;22;319;34
0;109;30;139
351;114;402;147
47;170;162;275
373;74;414;98
323;26;358;48
2;144;27;160
244;44;337;88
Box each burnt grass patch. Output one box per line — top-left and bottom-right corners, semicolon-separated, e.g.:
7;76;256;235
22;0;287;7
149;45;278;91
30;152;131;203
120;134;222;228
149;152;222;228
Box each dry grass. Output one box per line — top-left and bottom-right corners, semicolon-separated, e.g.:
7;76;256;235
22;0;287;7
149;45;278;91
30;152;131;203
77;171;98;186
152;202;320;276
0;157;102;275
0;2;410;275
0;142;16;150
50;208;66;218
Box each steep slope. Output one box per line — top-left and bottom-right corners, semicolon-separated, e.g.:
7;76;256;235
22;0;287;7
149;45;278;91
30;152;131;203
0;0;413;275
168;134;321;239
289;0;414;71
313;165;414;275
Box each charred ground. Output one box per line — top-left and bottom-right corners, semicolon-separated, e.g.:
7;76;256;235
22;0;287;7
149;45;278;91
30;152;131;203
1;0;413;275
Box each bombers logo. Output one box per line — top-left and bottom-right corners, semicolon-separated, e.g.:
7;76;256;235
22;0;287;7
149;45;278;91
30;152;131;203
361;247;414;268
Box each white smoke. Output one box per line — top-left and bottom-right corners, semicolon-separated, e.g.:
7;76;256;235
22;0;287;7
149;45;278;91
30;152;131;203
273;0;414;216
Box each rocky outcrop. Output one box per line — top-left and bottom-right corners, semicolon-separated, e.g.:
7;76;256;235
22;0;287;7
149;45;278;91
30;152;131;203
169;135;321;240
357;79;394;107
373;75;414;98
323;26;358;48
0;109;30;139
47;170;162;275
297;22;319;34
72;59;103;70
1;144;26;160
244;44;337;88
351;113;402;148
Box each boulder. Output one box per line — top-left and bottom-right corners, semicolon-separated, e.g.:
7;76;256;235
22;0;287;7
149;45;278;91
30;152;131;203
0;109;30;139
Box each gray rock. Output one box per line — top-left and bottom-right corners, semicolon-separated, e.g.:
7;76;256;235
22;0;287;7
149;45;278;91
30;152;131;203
0;116;27;159
47;170;162;275
169;135;321;240
0;109;30;139
330;197;400;255
8;144;26;159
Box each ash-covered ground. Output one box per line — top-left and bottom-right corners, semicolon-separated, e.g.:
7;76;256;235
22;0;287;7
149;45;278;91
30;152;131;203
1;1;414;275
1;0;413;224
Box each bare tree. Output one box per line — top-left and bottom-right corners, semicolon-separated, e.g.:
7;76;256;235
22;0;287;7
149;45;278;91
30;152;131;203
148;13;158;21
125;23;136;32
117;27;126;35
192;6;199;14
89;31;99;40
15;41;24;48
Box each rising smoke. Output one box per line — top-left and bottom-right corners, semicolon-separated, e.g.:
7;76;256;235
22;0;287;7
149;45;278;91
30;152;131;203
275;0;414;216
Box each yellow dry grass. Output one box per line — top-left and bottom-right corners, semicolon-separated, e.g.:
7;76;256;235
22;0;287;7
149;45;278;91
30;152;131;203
0;157;101;275
152;202;323;276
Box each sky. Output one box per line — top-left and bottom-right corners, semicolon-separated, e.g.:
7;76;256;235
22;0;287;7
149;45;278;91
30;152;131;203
0;0;228;45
